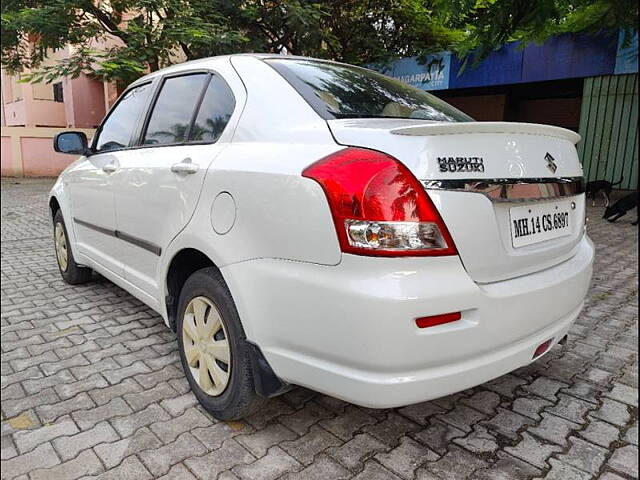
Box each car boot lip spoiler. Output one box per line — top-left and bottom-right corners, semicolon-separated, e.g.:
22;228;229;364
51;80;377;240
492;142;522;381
389;121;582;145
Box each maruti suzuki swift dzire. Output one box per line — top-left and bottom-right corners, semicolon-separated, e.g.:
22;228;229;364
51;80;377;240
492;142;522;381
50;54;594;419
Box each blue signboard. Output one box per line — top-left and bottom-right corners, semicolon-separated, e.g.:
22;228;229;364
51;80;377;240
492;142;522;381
382;53;451;90
376;29;635;93
449;42;523;89
522;33;617;82
615;30;639;74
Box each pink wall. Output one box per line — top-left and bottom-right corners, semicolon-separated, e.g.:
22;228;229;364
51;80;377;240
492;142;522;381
69;76;106;127
2;70;105;128
4;100;28;126
3;91;67;127
1;136;14;176
1;127;93;177
29;99;66;127
1;86;5;126
20;137;79;176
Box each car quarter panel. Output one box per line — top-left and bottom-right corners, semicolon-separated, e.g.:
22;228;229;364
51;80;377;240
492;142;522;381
159;142;344;320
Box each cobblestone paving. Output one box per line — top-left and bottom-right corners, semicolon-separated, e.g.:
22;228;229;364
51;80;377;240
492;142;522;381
1;178;638;480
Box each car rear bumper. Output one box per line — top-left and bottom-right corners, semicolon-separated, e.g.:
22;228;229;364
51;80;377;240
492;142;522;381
222;234;594;408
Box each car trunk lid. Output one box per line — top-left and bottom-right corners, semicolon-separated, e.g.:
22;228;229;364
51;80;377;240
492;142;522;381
327;119;586;283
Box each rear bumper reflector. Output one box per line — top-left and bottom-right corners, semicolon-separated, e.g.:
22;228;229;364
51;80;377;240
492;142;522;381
533;338;554;359
416;312;461;329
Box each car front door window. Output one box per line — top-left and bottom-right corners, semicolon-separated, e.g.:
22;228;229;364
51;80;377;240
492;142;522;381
95;83;152;152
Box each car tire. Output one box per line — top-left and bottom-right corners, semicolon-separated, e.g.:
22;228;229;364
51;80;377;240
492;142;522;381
176;267;264;420
53;210;93;285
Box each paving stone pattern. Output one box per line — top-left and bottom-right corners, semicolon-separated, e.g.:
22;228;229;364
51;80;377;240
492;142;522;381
1;179;638;479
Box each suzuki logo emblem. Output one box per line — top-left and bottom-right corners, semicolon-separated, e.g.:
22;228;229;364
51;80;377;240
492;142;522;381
545;152;558;173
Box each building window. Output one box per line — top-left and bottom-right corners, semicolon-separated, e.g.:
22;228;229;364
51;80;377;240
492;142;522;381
53;82;64;102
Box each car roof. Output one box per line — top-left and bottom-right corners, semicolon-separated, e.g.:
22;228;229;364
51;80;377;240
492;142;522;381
129;53;359;87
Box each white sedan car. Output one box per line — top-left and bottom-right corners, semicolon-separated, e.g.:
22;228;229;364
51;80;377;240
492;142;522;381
50;54;594;419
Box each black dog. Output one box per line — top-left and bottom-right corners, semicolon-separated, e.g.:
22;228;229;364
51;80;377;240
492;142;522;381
602;192;638;225
586;176;624;207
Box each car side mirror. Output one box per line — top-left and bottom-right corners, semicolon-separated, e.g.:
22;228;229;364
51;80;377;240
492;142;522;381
53;131;90;155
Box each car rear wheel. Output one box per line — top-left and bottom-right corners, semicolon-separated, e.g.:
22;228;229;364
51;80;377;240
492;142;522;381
176;267;264;420
53;210;92;284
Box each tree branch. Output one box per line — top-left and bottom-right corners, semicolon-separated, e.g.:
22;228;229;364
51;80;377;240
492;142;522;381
87;5;129;42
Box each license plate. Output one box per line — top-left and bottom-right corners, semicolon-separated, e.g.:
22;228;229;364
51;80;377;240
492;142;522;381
510;201;572;248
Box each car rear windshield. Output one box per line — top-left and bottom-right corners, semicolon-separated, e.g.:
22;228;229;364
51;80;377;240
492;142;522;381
265;58;472;122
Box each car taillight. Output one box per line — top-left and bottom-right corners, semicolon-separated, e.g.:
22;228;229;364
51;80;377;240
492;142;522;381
303;147;457;257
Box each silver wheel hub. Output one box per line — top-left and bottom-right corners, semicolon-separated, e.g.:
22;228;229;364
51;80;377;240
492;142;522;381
182;296;231;396
54;223;68;272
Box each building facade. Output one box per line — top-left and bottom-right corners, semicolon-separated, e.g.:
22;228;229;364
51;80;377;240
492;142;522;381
1;45;120;177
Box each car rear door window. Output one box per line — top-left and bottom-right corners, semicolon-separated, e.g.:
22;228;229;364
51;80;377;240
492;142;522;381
143;74;209;146
189;75;236;143
95;83;152;152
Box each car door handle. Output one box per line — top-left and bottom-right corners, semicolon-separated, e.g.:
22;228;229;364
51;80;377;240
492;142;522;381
102;163;118;173
171;159;199;174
